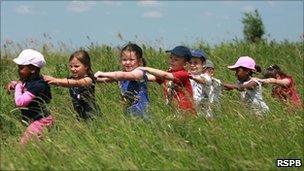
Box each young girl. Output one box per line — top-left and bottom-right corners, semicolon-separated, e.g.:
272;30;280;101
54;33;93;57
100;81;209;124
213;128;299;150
94;43;149;117
139;46;196;116
6;49;54;145
222;56;269;116
43;50;100;120
257;64;302;107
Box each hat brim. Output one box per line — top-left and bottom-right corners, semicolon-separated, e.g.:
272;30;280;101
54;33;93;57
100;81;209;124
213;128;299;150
13;58;29;66
228;65;238;70
228;65;256;71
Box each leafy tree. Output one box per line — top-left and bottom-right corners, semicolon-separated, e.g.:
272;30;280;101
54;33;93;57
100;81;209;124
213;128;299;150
242;9;265;43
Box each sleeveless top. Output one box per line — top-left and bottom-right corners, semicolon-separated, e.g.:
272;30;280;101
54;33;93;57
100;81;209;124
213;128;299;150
239;78;269;115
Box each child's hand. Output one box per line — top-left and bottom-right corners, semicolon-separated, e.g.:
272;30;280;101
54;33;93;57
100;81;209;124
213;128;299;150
5;81;19;94
222;83;238;91
43;75;56;84
94;71;105;78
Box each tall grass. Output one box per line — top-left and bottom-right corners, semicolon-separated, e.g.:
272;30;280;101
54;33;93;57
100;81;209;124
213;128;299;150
0;40;303;170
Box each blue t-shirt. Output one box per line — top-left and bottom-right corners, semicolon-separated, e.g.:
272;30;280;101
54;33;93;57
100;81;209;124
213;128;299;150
119;70;149;116
22;76;52;122
69;74;100;120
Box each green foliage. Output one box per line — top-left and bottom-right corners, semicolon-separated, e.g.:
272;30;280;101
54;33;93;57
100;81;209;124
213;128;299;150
242;9;265;43
0;40;303;170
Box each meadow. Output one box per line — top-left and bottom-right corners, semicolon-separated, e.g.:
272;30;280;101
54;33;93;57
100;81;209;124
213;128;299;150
0;39;303;170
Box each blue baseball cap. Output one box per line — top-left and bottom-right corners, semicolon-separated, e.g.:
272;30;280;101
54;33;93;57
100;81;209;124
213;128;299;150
166;46;191;61
191;50;207;61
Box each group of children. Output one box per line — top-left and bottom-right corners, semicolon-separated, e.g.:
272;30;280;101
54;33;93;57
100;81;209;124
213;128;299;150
5;43;302;145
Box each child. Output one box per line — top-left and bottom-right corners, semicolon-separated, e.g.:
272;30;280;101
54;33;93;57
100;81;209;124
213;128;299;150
222;56;269;116
94;43;149;117
189;51;221;118
6;49;54;145
139;45;196;116
43;50;100;120
257;64;302;107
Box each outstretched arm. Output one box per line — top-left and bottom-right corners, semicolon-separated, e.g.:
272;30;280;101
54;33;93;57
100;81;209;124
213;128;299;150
95;77;115;83
43;75;93;87
222;81;257;91
257;78;290;86
146;73;157;82
190;74;207;84
222;83;238;91
94;68;144;81
139;67;174;81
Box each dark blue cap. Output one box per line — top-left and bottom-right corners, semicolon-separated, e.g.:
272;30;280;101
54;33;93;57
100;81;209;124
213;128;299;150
166;46;191;61
191;50;207;61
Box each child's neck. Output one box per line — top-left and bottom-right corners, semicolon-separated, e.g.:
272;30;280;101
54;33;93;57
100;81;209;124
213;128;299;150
24;73;40;82
240;76;251;83
191;71;202;75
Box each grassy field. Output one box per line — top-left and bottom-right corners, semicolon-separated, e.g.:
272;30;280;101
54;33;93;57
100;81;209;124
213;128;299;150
0;40;303;170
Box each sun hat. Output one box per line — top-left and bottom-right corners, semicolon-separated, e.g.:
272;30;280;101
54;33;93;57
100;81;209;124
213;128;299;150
191;50;207;61
204;59;214;69
166;46;191;61
13;49;46;68
228;56;256;71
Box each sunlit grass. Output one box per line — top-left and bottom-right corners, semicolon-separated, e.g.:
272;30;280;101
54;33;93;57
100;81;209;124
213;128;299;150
0;39;303;170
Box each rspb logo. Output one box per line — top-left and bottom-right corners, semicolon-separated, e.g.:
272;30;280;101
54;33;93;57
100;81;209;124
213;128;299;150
276;159;302;167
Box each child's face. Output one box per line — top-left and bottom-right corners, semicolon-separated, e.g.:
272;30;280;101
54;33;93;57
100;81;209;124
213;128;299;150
18;65;32;81
69;57;89;78
189;57;204;74
169;55;187;71
121;50;140;72
235;67;250;81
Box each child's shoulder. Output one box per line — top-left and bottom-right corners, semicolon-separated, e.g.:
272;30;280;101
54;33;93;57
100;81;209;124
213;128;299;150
171;69;188;75
27;76;49;87
172;69;190;80
25;76;51;95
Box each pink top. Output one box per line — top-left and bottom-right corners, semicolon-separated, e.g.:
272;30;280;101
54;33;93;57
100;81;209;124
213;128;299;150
14;83;36;107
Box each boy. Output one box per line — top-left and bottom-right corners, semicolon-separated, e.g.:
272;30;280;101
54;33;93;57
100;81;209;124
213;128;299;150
139;46;196;116
190;59;222;118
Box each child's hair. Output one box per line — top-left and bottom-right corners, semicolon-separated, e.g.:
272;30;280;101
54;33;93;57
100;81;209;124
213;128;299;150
69;50;93;74
263;64;287;78
120;43;146;66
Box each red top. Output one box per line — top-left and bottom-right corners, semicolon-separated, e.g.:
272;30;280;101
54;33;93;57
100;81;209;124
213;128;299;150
272;75;302;107
156;68;196;115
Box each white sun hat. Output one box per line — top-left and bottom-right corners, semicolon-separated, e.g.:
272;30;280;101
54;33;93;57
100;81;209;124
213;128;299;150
13;49;46;68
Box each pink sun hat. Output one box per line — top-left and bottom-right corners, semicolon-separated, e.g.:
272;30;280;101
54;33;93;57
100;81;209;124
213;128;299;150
228;56;256;71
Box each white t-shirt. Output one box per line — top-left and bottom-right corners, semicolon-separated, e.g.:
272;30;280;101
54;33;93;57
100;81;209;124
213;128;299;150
239;78;269;115
190;73;222;117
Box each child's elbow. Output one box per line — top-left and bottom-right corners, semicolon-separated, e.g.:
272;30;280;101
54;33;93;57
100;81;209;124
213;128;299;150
163;74;173;80
15;100;28;107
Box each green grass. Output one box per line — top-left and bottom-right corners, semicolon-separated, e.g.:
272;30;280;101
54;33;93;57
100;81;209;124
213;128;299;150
1;40;303;170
